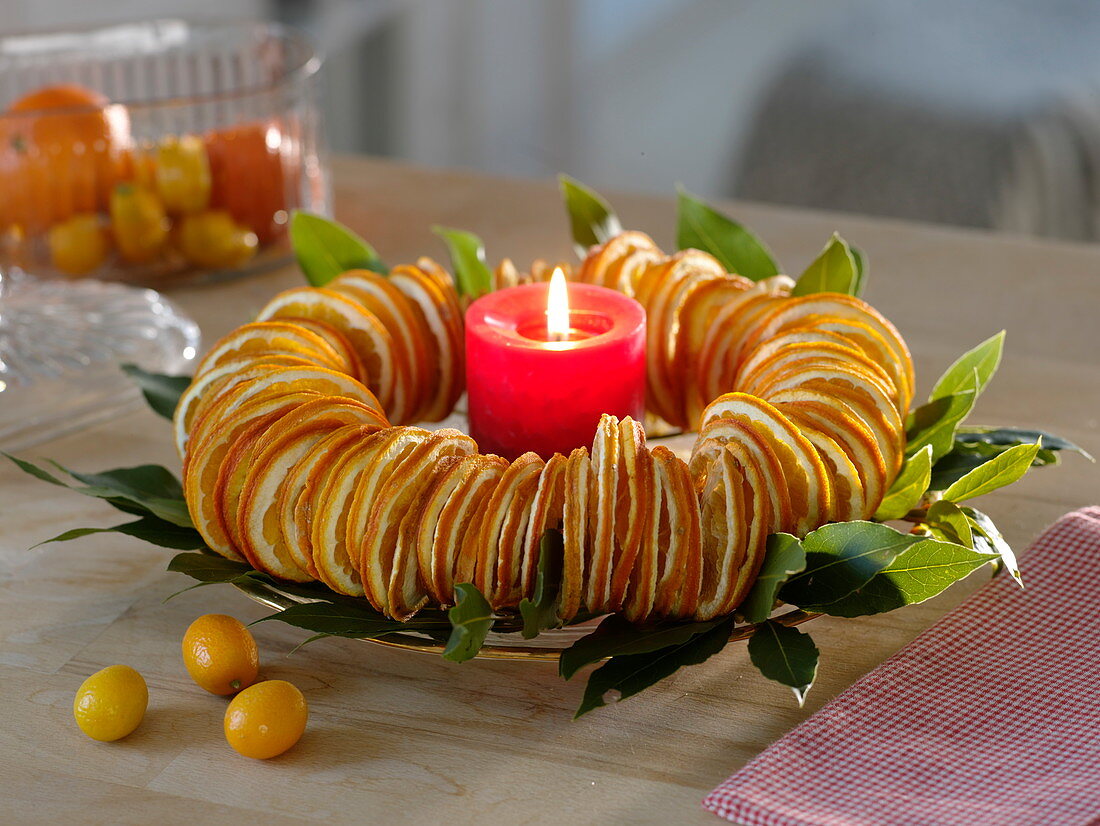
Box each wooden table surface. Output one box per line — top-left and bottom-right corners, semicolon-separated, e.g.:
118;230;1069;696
3;156;1099;825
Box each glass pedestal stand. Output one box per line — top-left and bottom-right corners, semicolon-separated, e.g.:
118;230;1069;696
0;268;200;450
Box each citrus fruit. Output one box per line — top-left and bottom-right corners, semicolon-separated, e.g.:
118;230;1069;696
176;210;258;269
223;680;308;760
154;134;211;214
110;183;169;263
1;84;129;232
182;614;259;695
73;665;148;742
48;213;110;275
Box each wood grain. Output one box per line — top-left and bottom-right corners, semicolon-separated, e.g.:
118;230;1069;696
2;156;1098;824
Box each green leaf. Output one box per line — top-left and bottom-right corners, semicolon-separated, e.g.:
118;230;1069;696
747;620;819;705
5;455;192;527
928;442;1054;491
254;601;444;639
35;517;204;550
443;583;493;663
289;211;386;286
167;551;254;582
874;445;933;520
120;364;191;421
906;385;978;462
574;616;734;718
955;426;1093;461
798;538;996;617
432;226;494;300
675;189;779;281
925;499;974;548
53;461;192;527
850;245;868;297
930;331;1004;402
791;233;858;297
559;174;623;258
559;614;729;680
779;521;923;608
518;530;564;639
962;506;1022;586
739;533;807;623
940;440;1041;502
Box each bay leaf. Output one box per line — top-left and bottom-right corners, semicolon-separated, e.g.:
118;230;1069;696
432;226;494;300
121;364;191;421
941;440;1040;502
779;521;924;608
559;613;729;680
739;533;806;623
874;445;933;521
791;233;857;297
518;529;564;639
559;174;623;258
443;583;493;663
573;615;734;718
747;620;819;706
675;189;779;281
797;537;996;617
289;211;386;286
930;331;1004;402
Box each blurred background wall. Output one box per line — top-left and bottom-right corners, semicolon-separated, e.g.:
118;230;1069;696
9;0;1100;241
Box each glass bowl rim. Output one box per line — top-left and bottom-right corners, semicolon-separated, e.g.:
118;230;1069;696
0;17;322;115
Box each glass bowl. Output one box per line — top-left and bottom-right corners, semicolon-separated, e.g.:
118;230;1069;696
0;18;330;286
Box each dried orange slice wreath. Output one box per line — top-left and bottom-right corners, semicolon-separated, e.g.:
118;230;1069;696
176;231;915;624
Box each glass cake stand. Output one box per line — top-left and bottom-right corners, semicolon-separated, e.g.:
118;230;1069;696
0;267;200;450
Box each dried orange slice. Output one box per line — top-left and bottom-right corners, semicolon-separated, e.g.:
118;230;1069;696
173;356;319;457
276;317;365;383
781;410;864;523
389;263;463;422
212;403;319;560
609;417;655;610
754;365;905;474
560;447;592;622
306;426;408;598
693;417;793;537
347;427;435;607
576;230;661;290
331;270;432;423
518;453;567;599
278;424;378;579
650;447;702;619
255;286;397;413
410;455;480;604
179;363;384;461
192;321;348;379
768;388;889;516
695;445;748;620
741;293;915;408
236;399;388;580
784;318;912;414
478;452;544;609
738;341;898;405
585;415;620;613
700;393;830;536
389;457;466;619
184;391;320;560
693;292;786;423
672;274;755;423
434;454;508;605
366;430;476;617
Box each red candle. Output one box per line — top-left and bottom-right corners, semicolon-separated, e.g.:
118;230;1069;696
465;271;646;460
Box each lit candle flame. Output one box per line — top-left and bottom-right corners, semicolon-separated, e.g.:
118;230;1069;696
546;267;570;341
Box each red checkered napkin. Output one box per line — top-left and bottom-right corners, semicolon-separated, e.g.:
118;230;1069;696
704;506;1100;826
